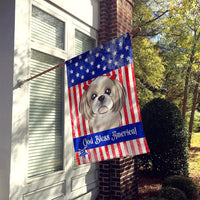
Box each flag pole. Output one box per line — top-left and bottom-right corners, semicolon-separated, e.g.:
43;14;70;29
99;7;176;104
15;61;66;88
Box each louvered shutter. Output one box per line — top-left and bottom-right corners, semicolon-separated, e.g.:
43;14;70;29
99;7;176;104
73;30;96;166
28;6;65;178
28;50;64;178
31;6;64;50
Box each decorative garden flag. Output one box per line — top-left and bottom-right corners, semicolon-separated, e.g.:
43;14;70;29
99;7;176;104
66;33;149;165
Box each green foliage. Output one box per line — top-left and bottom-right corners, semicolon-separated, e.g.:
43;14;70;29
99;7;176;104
132;0;166;107
133;38;165;107
186;111;200;132
159;187;187;200
140;98;189;177
163;176;198;200
161;0;200;112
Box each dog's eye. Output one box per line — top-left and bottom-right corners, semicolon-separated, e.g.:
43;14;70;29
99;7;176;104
105;88;111;95
91;93;97;100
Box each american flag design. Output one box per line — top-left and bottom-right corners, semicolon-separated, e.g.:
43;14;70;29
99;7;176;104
66;33;149;165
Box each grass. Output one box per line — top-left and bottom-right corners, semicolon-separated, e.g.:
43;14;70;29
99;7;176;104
189;132;200;190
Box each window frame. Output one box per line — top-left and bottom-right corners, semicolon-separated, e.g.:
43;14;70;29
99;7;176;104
26;0;98;182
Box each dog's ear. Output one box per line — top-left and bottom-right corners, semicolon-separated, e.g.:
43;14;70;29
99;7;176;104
112;79;126;112
79;92;94;120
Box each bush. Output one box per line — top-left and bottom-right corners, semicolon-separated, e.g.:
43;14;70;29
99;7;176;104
140;98;189;177
159;187;187;200
163;175;198;200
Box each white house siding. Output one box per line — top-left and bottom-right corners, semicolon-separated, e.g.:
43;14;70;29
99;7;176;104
0;0;15;199
0;0;99;199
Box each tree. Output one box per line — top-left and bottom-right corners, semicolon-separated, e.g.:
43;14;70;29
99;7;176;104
162;0;200;146
188;73;200;146
132;0;166;107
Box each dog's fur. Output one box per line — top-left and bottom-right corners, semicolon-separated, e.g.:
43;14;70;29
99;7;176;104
79;76;126;133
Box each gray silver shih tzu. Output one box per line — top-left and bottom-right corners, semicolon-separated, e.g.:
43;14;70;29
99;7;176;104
79;75;126;133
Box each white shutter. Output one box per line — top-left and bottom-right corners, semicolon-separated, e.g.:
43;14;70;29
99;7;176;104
28;50;64;178
31;6;65;50
28;6;65;178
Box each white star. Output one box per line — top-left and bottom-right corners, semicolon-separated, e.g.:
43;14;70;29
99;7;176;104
96;53;99;57
92;71;95;75
89;50;92;54
107;48;110;52
119;42;123;47
113;51;117;56
114;61;118;65
112;39;116;44
70;60;72;63
86;69;89;73
126;56;131;61
90;61;94;66
80;66;83;70
75;62;78;66
108;59;112;64
79;55;82;59
100;45;104;49
70;70;73;74
85;58;88;62
101;56;105;61
81;75;84;79
103;66;106;71
125;46;129;50
71;79;74;83
97;64;101;68
76;73;79;77
120;54;124;59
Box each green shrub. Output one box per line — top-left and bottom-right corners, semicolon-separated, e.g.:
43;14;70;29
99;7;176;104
140;98;189;177
163;175;198;200
159;186;187;200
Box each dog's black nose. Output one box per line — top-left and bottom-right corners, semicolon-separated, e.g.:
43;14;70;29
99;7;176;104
98;95;105;102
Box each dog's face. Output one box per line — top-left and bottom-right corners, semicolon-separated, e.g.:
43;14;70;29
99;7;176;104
79;76;126;121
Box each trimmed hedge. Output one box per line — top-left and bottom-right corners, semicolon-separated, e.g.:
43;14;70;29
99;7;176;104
140;98;189;177
163;175;198;200
159;186;187;200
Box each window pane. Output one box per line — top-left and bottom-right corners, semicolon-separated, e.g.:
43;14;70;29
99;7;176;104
28;50;64;178
74;30;96;166
32;6;65;49
75;29;96;56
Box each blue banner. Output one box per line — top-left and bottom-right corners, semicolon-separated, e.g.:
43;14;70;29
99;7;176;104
73;122;145;152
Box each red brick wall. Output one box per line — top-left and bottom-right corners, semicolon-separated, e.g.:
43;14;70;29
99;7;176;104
99;0;134;44
97;1;138;199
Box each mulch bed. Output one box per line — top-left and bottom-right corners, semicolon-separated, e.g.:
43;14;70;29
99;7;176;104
137;172;162;200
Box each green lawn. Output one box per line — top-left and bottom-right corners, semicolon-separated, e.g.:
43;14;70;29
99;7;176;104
189;132;200;189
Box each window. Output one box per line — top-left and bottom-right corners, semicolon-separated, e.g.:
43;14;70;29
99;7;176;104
75;29;96;56
31;6;65;50
28;6;65;178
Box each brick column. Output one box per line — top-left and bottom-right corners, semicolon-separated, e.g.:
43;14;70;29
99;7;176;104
98;1;139;200
99;0;134;44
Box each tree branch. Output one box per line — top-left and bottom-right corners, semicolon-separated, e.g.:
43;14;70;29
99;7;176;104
140;10;169;28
